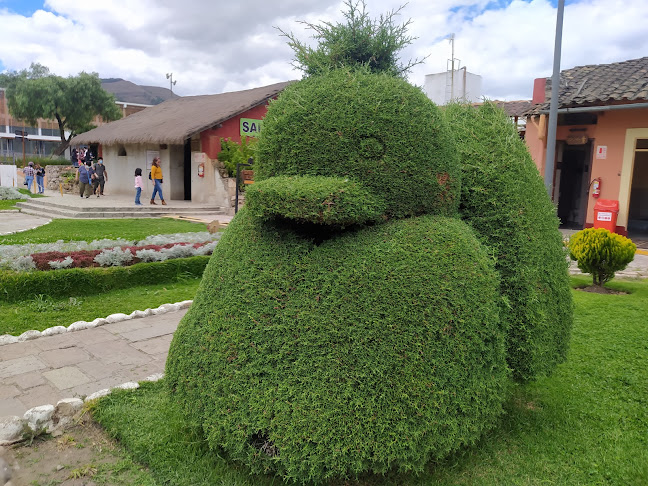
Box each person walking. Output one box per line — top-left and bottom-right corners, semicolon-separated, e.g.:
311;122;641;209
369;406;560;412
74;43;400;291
92;157;108;196
23;162;36;193
35;164;45;193
134;167;144;206
150;157;166;205
75;160;95;198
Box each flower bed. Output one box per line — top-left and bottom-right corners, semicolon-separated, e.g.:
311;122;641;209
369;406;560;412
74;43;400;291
0;232;221;272
9;241;217;272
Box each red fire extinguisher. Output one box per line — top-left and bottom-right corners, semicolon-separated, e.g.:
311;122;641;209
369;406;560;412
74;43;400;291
591;178;601;198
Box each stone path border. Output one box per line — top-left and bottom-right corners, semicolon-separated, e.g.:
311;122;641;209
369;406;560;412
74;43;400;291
0;300;193;346
0;374;164;446
0;301;192;445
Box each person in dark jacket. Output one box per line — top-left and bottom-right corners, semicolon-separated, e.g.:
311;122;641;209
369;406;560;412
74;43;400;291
75;161;95;198
35;164;45;193
92;157;108;196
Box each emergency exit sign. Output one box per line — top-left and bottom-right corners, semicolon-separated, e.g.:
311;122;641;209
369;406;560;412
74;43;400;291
240;118;263;137
596;145;607;159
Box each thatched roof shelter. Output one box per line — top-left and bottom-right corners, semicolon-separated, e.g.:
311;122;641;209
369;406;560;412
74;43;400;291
72;81;293;145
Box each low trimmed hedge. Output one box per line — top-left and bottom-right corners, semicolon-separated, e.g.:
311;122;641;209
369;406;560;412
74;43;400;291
0;255;209;302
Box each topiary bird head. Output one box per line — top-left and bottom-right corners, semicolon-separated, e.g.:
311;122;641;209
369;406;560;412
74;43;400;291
245;68;461;226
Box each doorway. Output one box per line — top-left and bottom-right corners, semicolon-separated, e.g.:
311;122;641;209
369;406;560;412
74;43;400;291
555;141;592;229
627;139;648;235
183;139;192;200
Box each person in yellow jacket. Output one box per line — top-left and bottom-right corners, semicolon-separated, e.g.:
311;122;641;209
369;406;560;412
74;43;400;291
150;157;166;205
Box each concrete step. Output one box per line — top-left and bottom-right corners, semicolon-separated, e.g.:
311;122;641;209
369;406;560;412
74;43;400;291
16;200;229;220
16;198;223;214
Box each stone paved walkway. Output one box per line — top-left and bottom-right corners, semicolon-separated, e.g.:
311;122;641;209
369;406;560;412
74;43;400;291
0;212;52;236
0;309;186;418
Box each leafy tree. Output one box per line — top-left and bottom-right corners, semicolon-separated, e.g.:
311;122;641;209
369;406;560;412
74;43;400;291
278;0;426;77
0;63;121;154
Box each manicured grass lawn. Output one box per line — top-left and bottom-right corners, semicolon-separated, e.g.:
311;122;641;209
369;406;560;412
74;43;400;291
93;276;648;485
0;189;46;210
0;279;201;336
0;218;206;244
0;200;21;210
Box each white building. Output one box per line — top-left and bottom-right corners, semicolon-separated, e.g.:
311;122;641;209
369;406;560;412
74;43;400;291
424;68;482;105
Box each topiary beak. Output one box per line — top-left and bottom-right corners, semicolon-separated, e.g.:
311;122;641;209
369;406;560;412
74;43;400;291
244;175;387;226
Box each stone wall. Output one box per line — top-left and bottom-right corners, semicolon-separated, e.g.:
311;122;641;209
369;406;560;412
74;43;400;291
45;165;78;193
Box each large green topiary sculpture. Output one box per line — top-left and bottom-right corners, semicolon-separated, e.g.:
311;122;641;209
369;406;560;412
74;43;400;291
444;102;573;382
166;72;571;483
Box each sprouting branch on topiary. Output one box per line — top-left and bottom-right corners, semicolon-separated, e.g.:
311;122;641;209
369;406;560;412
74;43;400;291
277;0;427;77
569;228;636;286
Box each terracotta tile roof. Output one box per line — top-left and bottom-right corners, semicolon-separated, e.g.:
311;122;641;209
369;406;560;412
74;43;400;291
72;81;294;145
526;56;648;115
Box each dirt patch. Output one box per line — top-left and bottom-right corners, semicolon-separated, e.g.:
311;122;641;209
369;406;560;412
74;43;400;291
1;417;150;486
575;285;628;295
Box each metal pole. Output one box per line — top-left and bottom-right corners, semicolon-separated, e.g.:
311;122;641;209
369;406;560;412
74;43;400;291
450;34;455;101
234;158;253;214
544;0;565;198
235;163;241;213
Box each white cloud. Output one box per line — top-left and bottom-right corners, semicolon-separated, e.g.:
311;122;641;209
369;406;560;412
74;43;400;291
0;0;647;100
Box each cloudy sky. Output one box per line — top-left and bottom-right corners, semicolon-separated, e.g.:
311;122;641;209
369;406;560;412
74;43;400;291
0;0;646;101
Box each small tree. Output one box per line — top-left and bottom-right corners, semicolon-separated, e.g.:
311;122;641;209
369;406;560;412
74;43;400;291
278;0;426;78
569;228;636;286
217;137;257;178
1;63;122;155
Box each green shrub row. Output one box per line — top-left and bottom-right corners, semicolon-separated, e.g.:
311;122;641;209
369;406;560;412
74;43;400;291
0;255;209;302
15;156;69;168
444;101;573;382
245;175;386;226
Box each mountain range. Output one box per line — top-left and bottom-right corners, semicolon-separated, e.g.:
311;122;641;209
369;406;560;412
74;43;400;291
101;78;180;105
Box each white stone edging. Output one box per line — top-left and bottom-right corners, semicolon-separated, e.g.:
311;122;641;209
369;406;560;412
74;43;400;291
0;300;193;347
0;373;165;445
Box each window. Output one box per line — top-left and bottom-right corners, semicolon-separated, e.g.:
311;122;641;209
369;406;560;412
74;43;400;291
118;145;127;156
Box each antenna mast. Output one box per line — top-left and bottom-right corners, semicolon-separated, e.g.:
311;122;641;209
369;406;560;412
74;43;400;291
446;34;461;103
166;73;177;94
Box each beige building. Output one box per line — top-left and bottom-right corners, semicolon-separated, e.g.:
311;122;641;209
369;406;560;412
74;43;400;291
71;82;291;209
